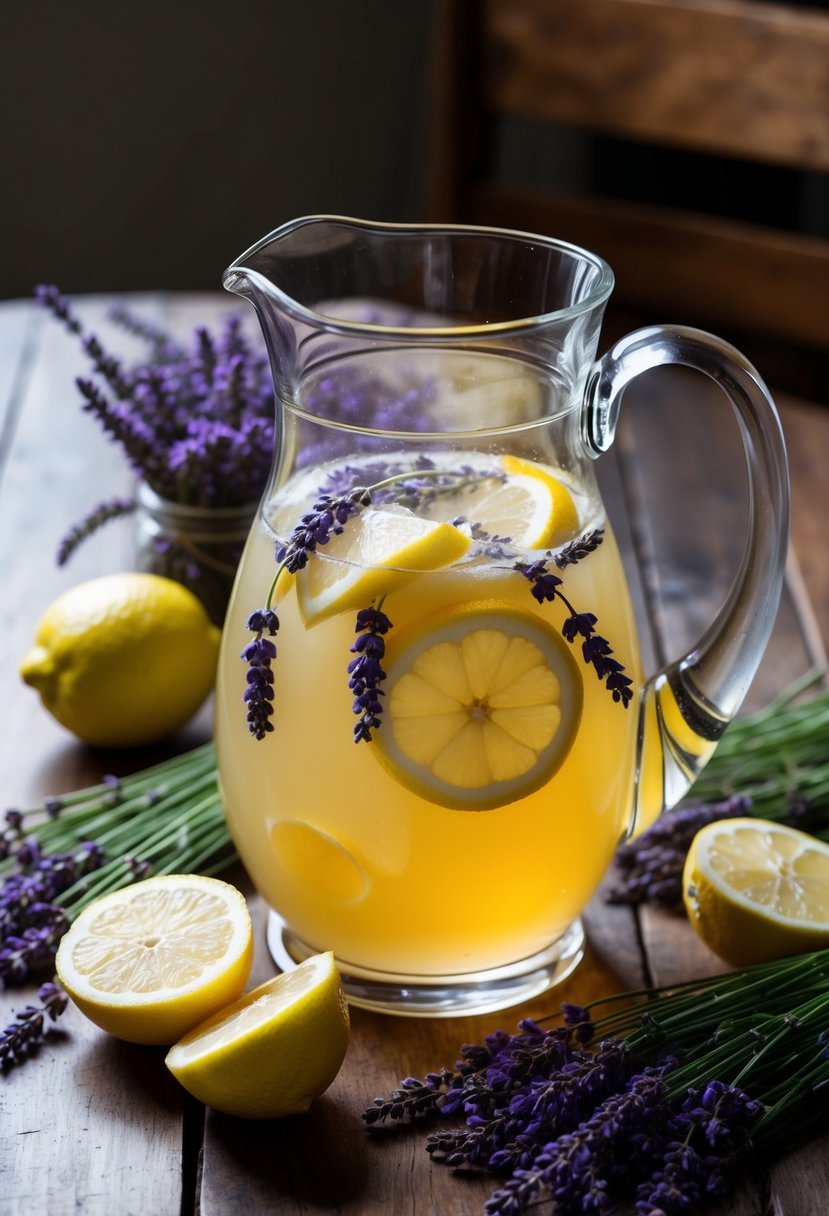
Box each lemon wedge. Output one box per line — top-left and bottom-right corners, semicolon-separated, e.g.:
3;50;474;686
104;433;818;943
374;604;583;810
165;952;350;1120
295;505;470;626
426;453;579;550
55;875;253;1045
683;818;829;967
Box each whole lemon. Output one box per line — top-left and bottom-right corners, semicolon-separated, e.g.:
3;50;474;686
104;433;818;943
20;573;221;747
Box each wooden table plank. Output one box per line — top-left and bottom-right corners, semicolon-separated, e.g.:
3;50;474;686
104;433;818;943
0;297;188;1216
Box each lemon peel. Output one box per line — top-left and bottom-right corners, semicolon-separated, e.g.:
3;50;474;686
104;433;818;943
683;818;829;967
165;951;350;1119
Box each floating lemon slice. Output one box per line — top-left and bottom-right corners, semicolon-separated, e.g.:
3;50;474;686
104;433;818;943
683;818;829;967
55;875;253;1045
374;603;583;810
295;505;470;626
165;951;349;1120
426;453;579;550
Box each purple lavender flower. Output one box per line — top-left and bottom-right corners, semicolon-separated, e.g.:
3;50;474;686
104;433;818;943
275;487;372;573
515;542;633;708
34;287;276;543
1;841;105;985
606;796;752;907
635;1082;762;1215
56;497;137;567
242;609;279;740
485;1070;671;1215
0;981;68;1068
349;604;393;743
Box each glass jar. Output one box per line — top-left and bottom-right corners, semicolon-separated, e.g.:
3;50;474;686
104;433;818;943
134;482;256;625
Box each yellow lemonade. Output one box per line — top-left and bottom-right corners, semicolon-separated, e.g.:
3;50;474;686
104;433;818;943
215;451;643;979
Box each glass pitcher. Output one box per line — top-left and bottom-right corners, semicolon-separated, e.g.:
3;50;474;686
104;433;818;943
214;217;789;1017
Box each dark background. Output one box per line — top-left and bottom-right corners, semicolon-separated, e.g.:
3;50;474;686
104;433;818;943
1;2;433;298
2;1;826;301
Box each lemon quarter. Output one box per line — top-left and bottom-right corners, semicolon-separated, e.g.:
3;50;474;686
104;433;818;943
683;818;829;967
374;604;583;810
295;505;470;626
20;573;221;747
55;875;253;1045
165;952;350;1119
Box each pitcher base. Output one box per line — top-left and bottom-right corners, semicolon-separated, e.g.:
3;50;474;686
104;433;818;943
265;911;585;1018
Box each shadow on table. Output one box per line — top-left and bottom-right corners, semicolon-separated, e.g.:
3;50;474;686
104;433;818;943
204;1094;368;1206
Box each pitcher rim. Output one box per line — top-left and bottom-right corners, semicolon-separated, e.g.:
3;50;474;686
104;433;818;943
222;215;616;336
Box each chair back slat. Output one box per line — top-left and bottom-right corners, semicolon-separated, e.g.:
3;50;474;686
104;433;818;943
484;0;829;170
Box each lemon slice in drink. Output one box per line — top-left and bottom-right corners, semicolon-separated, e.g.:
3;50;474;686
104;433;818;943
683;818;829;966
55;875;253;1045
165;952;349;1119
374;603;583;810
426;454;579;550
295;505;470;626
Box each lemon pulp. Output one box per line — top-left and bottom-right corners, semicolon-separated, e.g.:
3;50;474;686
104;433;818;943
375;603;583;810
683;818;829;966
55;875;253;1045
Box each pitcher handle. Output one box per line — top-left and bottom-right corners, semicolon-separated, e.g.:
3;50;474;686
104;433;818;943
582;325;791;836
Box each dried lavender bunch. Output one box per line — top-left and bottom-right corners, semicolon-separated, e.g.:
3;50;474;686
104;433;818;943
35;285;275;527
1;982;68;1068
607;671;829;908
1;743;234;987
365;950;829;1215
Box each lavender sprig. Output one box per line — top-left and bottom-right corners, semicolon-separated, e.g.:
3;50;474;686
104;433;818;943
56;497;137;567
1;744;235;991
1;982;68;1068
516;540;634;707
274;487;372;573
241;610;279;741
349;604;393;743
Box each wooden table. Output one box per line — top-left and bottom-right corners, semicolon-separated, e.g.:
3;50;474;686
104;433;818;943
1;293;827;1215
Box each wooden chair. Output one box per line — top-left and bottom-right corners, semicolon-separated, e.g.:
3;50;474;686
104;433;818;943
425;0;829;399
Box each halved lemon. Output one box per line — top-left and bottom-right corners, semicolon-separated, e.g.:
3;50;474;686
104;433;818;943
295;504;470;626
683;818;829;967
426;453;579;550
55;875;254;1045
373;603;583;810
165;951;349;1120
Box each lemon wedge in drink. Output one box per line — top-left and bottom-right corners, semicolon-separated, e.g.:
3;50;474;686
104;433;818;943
374;604;583;810
55;875;253;1045
683;818;829;966
165;952;349;1119
295;505;470;626
426;453;579;550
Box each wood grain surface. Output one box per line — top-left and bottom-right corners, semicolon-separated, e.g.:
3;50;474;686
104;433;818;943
483;0;829;170
1;294;826;1215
